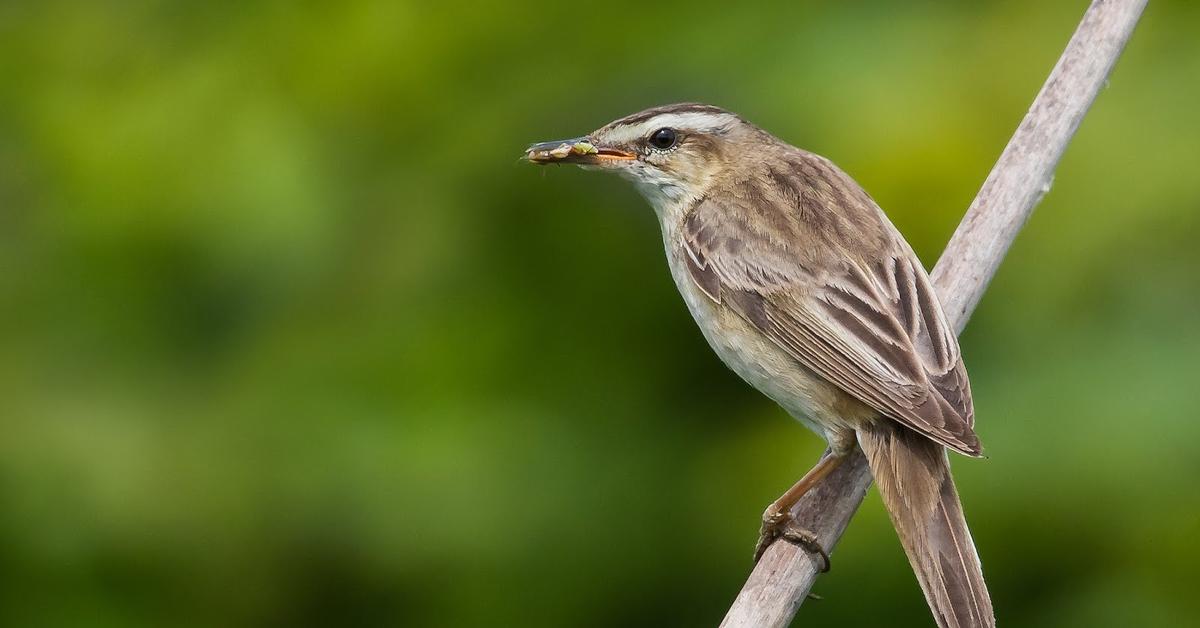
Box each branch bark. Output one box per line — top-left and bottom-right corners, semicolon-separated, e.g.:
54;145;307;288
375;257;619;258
720;1;1147;626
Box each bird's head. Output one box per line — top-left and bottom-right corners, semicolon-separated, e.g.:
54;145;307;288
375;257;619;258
525;103;760;211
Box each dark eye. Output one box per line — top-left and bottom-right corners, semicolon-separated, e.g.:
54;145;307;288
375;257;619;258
648;127;677;150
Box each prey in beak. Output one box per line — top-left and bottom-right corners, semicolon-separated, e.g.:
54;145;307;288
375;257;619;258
524;138;636;165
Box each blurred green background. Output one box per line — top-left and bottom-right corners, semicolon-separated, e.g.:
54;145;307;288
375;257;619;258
1;0;1198;626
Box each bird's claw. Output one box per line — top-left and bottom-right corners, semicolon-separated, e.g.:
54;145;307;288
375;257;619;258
753;508;831;572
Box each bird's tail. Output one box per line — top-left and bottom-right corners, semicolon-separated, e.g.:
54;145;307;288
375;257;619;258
857;423;995;628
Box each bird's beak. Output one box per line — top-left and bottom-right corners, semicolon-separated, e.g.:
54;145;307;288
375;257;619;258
524;137;637;165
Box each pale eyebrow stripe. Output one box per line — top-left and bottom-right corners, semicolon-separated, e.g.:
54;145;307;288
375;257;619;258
601;112;738;144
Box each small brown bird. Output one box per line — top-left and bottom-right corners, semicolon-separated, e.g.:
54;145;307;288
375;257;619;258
526;103;993;628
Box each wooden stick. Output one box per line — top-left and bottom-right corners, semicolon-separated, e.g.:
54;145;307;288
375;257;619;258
720;1;1147;626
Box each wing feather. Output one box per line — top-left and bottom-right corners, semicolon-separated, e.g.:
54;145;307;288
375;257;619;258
682;154;981;455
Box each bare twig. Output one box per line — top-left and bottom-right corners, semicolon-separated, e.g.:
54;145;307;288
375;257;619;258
720;1;1147;626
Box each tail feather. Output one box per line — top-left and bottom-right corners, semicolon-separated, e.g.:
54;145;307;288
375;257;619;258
858;423;995;628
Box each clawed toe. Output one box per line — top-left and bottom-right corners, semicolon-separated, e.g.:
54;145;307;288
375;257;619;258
753;507;788;562
753;510;830;572
778;525;830;572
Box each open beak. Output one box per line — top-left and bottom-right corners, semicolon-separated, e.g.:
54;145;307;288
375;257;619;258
524;137;637;165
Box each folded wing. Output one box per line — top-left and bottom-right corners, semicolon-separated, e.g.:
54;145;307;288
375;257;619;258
681;157;980;455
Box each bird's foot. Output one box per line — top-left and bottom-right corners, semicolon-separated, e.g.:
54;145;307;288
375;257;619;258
753;507;830;572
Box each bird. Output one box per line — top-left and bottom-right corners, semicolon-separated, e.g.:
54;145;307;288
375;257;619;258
524;103;994;628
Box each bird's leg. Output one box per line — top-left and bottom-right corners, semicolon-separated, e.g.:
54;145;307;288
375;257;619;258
753;447;850;570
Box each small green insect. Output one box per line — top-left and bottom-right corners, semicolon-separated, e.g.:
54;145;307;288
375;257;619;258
571;141;598;155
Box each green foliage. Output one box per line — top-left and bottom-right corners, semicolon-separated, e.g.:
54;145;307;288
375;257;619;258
0;1;1197;626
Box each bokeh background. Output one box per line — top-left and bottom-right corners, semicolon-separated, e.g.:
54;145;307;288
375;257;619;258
1;0;1198;626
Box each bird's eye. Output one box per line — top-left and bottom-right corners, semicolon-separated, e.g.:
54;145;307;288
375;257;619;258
648;127;677;150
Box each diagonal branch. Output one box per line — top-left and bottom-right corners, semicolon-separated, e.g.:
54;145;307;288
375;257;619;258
720;1;1148;626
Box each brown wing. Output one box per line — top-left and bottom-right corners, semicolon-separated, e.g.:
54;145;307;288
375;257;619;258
682;154;980;455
